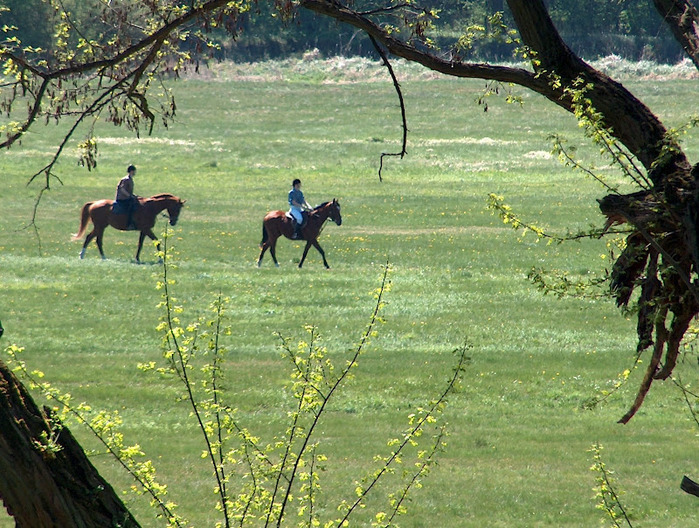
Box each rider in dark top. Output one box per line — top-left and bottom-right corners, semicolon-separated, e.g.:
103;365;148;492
115;165;139;229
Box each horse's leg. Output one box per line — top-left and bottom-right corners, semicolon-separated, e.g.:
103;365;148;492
312;240;330;269
258;236;281;268
257;244;269;267
135;232;146;262
299;241;313;268
79;231;96;259
269;238;280;268
95;229;107;260
136;230;159;263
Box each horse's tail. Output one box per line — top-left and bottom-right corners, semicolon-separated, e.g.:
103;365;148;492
259;223;269;248
72;202;93;240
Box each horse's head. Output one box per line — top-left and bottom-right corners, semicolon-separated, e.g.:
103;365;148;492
166;197;186;226
329;198;342;226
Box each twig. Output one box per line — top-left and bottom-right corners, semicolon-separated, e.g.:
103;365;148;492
370;35;408;181
160;226;231;525
272;262;392;526
339;341;469;525
672;374;699;429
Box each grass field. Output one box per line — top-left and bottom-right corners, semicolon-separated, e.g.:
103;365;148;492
1;58;699;527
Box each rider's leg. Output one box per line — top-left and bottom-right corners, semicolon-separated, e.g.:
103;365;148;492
290;208;303;238
127;199;137;230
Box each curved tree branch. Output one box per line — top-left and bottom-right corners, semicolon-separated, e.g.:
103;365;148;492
507;0;689;175
299;0;550;90
300;0;688;176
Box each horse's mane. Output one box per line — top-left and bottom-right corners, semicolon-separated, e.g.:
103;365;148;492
147;193;177;201
313;201;330;211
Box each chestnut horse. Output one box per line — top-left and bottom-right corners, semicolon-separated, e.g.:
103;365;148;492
72;193;185;262
258;199;342;269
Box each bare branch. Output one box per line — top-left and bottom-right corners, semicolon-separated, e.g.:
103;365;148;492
0;75;49;149
370;35;408;182
299;0;549;90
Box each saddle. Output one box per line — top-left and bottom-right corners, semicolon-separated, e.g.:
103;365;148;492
112;199;139;230
112;200;130;215
285;210;308;227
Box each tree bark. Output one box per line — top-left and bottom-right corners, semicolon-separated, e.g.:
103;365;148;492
653;0;699;69
0;359;139;528
508;0;690;176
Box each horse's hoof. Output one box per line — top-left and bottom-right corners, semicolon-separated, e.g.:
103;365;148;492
275;263;280;268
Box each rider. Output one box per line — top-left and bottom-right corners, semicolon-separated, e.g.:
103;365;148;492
288;178;312;239
115;164;139;230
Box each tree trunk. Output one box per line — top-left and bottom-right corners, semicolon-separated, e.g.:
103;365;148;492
653;0;699;69
507;0;690;175
0;359;140;528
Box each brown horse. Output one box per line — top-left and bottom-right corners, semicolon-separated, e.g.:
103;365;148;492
258;199;342;269
73;193;185;262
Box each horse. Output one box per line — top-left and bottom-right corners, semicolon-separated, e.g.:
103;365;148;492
72;193;185;262
258;199;342;269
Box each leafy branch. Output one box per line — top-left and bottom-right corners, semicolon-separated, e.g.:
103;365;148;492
142;244;468;527
590;443;634;528
487;192;620;244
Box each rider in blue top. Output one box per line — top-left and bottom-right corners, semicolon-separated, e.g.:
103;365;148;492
288;178;311;239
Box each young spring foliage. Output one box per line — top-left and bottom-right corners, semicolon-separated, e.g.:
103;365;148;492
3;228;470;527
589;443;635;528
124;231;472;527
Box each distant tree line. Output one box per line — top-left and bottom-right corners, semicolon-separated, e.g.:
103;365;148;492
1;0;686;62
0;0;686;62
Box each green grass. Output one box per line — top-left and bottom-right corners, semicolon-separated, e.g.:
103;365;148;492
1;60;699;527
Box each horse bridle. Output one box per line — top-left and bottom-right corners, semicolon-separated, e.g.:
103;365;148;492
317;203;341;236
